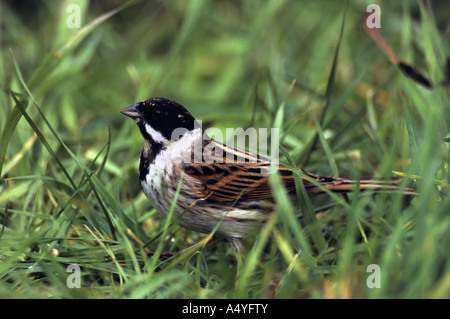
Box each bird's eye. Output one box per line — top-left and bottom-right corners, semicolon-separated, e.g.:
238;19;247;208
152;109;163;119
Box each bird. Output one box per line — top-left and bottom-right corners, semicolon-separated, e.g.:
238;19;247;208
121;97;415;252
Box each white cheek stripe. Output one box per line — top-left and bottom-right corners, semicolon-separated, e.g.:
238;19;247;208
145;123;167;144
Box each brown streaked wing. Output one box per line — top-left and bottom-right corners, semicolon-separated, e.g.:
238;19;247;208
183;139;314;202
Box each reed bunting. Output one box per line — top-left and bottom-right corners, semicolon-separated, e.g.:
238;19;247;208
121;97;415;251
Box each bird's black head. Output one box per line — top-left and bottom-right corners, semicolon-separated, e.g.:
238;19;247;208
120;97;198;144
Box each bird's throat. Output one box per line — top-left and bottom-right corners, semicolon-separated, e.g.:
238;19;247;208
139;139;163;181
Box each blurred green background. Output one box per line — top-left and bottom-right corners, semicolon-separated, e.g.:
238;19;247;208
0;0;449;298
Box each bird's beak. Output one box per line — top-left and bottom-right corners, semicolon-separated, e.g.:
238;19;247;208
120;104;141;119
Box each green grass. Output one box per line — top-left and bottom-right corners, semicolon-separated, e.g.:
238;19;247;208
1;0;449;299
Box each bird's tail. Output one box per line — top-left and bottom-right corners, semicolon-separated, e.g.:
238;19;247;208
301;171;417;196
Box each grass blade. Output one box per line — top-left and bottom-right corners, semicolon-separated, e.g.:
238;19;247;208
0;93;29;178
281;146;327;252
299;1;348;166
9;91;77;191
